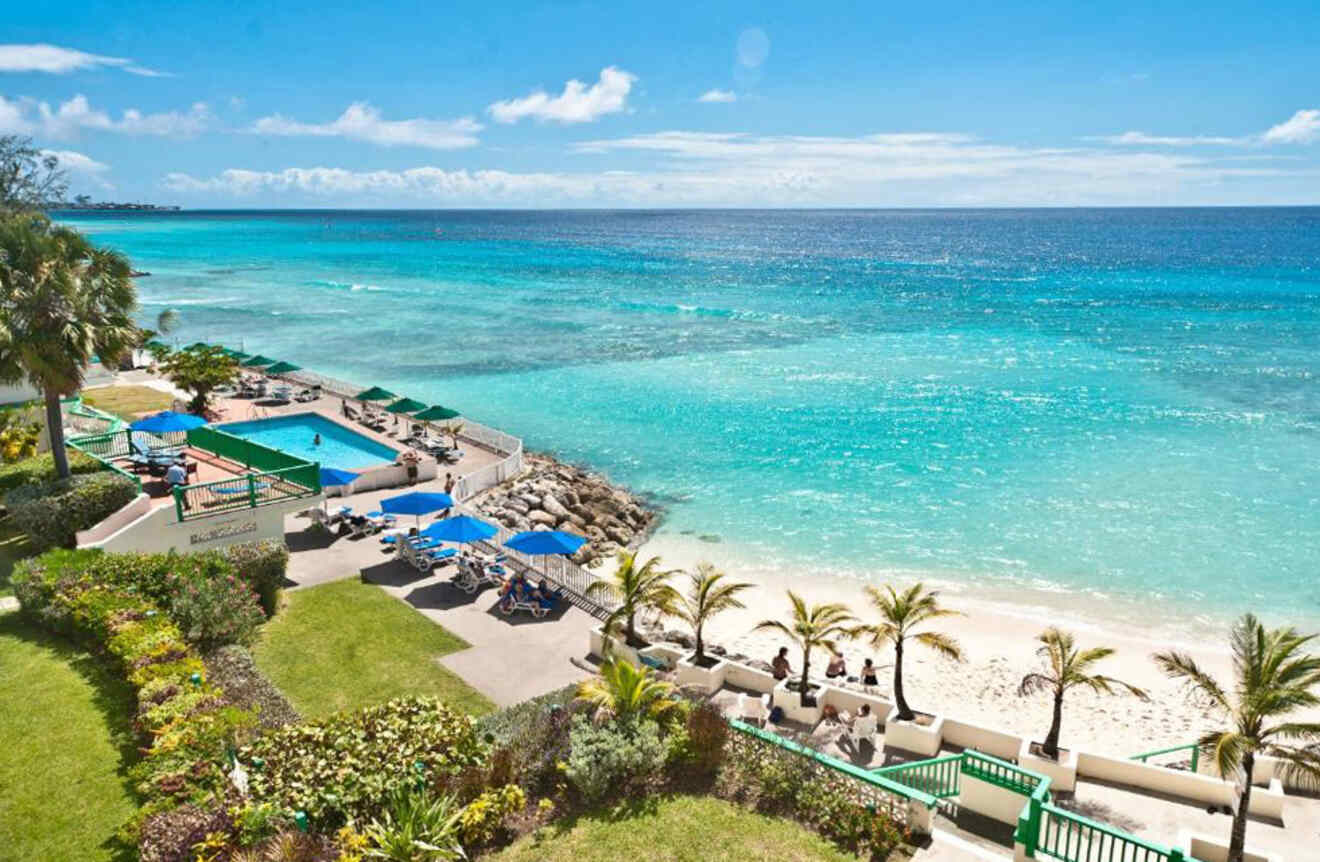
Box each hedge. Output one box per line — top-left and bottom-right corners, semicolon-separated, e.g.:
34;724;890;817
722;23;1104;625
0;449;103;495
5;472;139;549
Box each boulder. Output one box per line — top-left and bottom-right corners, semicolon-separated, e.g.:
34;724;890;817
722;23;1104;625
517;493;541;509
605;525;633;545
662;630;695;648
528;509;557;527
506;498;530;515
541;494;570;519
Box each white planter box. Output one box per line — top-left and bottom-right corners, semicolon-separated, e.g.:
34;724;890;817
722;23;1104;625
1179;830;1284;862
588;626;643;666
774;678;824;725
675;656;728;694
884;707;945;757
1018;739;1078;793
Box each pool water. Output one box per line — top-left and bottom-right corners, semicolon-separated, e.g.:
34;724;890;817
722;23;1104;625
216;413;399;471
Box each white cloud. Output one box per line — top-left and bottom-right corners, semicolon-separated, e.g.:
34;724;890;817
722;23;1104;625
0;94;210;138
42;148;113;190
1094;131;1244;147
1263;109;1320;144
488;66;635;124
698;89;736;104
161;126;1307;207
0;43;167;77
251;102;481;150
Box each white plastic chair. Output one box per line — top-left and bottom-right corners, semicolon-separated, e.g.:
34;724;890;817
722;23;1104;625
849;713;879;748
738;692;770;726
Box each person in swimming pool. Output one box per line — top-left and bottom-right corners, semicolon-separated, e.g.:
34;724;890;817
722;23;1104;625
313;433;322;446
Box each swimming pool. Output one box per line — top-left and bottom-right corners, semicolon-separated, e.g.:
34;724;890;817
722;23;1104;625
216;413;399;471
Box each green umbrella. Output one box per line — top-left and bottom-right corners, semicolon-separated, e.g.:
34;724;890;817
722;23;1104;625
355;386;396;401
185;341;210;350
242;355;276;367
265;361;302;375
413;405;461;421
385;397;427;414
222;348;249;359
144;340;168;350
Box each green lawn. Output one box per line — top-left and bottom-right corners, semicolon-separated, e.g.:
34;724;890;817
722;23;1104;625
0;515;33;597
252;579;494;718
0;612;138;862
83;384;174;419
488;795;861;862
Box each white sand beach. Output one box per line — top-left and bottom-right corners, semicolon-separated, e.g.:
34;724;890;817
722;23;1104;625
628;530;1291;757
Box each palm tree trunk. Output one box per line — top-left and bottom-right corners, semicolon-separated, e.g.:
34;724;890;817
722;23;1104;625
800;649;811;697
1228;752;1254;862
626;609;636;647
1042;691;1064;758
43;387;70;479
694;623;704;663
894;640;913;720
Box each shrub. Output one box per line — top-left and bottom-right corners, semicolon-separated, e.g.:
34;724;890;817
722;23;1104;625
362;789;466;862
478;685;577;796
6;471;138;549
168;569;265;648
565;715;669;803
458;784;525;848
0;448;101;495
667;698;729;781
203;645;301;730
220;539;289;617
241;697;488;827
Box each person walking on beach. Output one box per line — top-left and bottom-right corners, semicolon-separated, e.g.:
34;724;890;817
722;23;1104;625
772;647;791;681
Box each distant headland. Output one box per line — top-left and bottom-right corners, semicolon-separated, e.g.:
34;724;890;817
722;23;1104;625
55;198;181;212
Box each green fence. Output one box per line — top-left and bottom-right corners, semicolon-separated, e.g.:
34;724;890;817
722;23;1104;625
66;432;142;492
173;464;320;522
872;754;962;799
1035;802;1187;862
187;426;315;478
1131;743;1201;774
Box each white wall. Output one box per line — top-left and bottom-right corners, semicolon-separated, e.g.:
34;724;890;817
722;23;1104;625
1076;752;1285;819
0;382;39;406
75;493;152;545
1182;830;1283;862
943;718;1024;762
961;773;1029;825
86;498;303;554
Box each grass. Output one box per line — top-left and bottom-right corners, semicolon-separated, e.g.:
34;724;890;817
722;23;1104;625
487;795;861;862
0;515;33;597
82;385;174;419
0;612;138;862
252;579;494;718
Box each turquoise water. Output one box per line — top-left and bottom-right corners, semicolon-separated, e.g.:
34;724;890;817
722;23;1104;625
61;209;1320;625
217;413;399;470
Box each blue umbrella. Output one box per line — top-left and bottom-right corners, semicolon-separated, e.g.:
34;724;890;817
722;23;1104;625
319;467;359;488
380;491;454;525
503;530;586;556
421;515;497;544
130;410;207;433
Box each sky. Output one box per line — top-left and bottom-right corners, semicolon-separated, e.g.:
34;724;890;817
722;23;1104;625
3;0;1319;208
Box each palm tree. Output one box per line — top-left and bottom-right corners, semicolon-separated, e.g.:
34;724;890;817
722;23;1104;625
586;550;678;647
754;590;858;696
0;213;137;479
673;562;754;665
1155;614;1320;862
859;583;964;721
1019;627;1148;759
576;656;680;724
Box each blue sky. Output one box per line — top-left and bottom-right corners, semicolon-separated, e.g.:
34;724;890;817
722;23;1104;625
3;0;1318;207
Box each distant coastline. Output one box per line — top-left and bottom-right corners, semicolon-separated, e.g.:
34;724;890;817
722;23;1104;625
53;201;181;212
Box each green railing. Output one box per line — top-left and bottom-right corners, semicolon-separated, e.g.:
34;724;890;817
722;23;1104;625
963;749;1046;796
173;464;319;522
872;754;962;799
1131;744;1201;773
66;432;142;492
1036;804;1186;862
728;719;938;812
186;426;314;478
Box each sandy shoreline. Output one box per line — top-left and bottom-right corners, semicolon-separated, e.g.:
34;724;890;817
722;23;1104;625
626;529;1295;755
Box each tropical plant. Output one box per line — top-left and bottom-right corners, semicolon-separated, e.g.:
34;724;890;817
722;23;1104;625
362;789;466;861
1155;614;1320;862
565;713;670;803
160;343;239;414
587;550;678;647
0;212;138;478
673;561;754;664
0;135;68;212
1019;627;1148;759
575;656;679;724
439;421;464;449
0;405;41;462
858;582;964;721
754;591;859;695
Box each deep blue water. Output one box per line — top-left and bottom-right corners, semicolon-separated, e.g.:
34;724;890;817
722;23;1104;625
61;208;1320;624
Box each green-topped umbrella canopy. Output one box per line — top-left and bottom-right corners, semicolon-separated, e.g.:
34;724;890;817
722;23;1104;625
144;340;168;351
355;386;396;401
185;341;210;350
242;354;276;367
222;348;249;359
265;361;301;375
413;405;461;422
385;397;427;414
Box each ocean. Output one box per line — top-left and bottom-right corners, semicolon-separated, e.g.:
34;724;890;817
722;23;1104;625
61;208;1320;629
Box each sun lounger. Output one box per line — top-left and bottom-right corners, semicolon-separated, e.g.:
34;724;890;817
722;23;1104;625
293;388;317;403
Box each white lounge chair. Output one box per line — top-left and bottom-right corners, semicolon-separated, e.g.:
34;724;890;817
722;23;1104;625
738;692;771;726
849;712;879;748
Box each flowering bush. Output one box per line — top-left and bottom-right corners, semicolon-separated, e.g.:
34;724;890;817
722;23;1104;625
167;569;265;648
220;539;289;617
241;697;488;828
